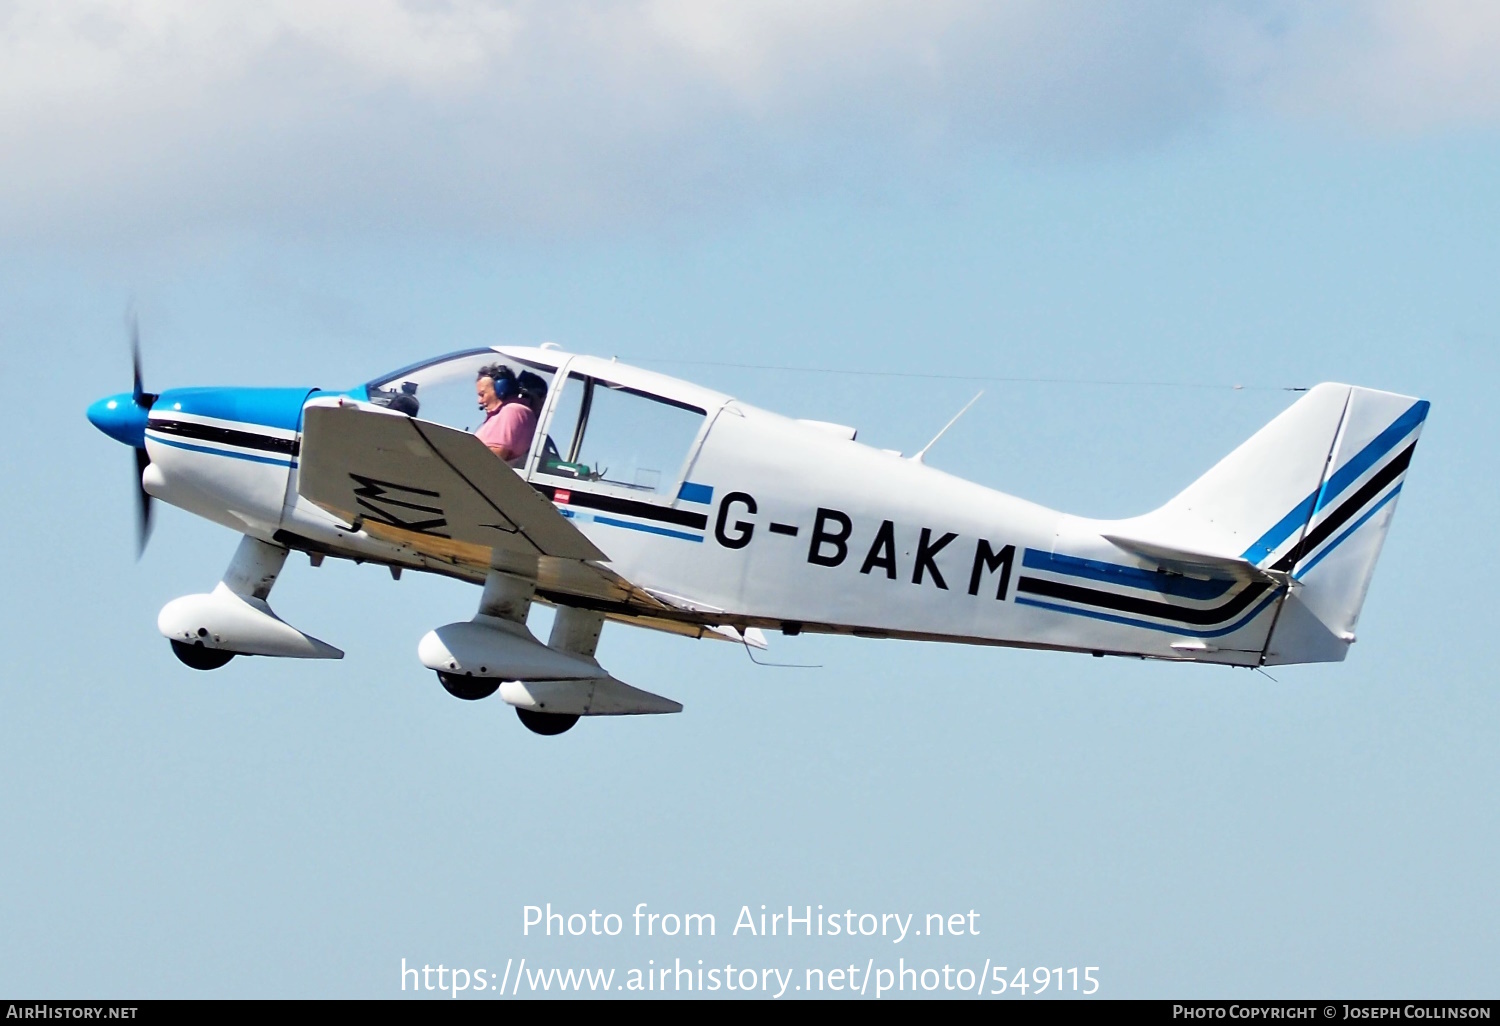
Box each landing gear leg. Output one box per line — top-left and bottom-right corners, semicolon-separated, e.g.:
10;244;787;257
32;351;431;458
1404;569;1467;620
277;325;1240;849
510;606;602;734
164;536;290;670
433;569;535;701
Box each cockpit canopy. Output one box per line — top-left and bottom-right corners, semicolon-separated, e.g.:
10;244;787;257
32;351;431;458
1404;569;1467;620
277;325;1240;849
365;348;723;501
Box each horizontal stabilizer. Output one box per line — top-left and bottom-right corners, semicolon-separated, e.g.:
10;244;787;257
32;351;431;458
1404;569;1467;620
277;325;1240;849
1101;534;1282;585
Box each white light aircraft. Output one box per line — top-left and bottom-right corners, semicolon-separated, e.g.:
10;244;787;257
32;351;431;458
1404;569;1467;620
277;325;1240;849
88;337;1429;735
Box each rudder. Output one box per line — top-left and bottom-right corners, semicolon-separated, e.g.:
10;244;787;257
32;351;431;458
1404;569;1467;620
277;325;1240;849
1121;383;1428;664
1259;387;1428;664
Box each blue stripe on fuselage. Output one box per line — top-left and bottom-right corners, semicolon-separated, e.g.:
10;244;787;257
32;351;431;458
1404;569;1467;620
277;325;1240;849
559;508;704;543
1016;589;1281;639
1022;549;1235;600
677;481;713;504
148;434;296;467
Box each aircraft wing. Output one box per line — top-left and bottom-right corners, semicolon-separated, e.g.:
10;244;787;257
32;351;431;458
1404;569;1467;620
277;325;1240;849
298;401;607;564
298;400;764;643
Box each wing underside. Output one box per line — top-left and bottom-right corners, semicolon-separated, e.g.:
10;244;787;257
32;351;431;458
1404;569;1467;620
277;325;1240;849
300;401;604;559
297;401;755;641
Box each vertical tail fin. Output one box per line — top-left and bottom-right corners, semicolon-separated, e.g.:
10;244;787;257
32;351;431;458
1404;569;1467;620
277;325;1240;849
1127;383;1429;664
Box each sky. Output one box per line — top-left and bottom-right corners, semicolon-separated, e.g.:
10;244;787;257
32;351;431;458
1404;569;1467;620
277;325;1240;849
1;0;1497;999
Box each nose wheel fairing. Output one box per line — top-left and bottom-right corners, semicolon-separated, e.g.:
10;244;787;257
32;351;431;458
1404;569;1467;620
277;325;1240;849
158;536;343;666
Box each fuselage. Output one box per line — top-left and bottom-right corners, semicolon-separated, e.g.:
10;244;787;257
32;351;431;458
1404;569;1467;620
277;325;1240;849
92;345;1427;670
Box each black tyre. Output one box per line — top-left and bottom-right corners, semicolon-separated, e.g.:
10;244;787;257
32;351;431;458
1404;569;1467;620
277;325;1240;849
170;640;236;671
438;672;501;701
516;708;580;736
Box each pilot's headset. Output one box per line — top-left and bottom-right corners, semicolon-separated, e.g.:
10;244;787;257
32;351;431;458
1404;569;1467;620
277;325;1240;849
479;364;520;401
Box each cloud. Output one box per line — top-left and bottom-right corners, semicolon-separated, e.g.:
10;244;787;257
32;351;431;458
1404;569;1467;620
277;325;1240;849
1252;0;1500;133
1;1;1496;239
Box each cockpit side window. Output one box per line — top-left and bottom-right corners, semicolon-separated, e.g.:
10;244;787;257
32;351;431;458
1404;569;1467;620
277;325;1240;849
536;373;705;499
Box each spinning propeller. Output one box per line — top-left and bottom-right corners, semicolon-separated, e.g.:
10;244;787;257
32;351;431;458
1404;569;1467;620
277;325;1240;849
86;312;159;557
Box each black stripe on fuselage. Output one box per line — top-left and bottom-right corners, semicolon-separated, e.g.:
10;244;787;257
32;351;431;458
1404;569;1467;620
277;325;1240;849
530;483;709;530
148;418;300;456
1016;576;1272;627
1270;442;1416;573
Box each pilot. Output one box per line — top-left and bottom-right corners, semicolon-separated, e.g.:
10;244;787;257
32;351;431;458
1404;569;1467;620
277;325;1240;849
475;364;537;468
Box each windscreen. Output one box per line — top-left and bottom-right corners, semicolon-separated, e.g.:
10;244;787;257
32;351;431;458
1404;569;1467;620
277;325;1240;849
366;350;554;438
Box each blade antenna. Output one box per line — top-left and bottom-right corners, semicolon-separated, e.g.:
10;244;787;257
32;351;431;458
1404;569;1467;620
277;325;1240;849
911;390;983;464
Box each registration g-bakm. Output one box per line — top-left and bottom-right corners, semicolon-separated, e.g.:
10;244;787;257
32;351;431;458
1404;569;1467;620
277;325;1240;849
89;332;1429;735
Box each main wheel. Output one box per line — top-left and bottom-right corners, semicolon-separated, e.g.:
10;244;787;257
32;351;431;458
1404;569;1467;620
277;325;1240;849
438;672;501;701
516;708;580;736
170;640;235;671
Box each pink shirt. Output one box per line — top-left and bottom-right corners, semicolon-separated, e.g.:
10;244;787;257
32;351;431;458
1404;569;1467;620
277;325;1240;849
476;402;537;467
